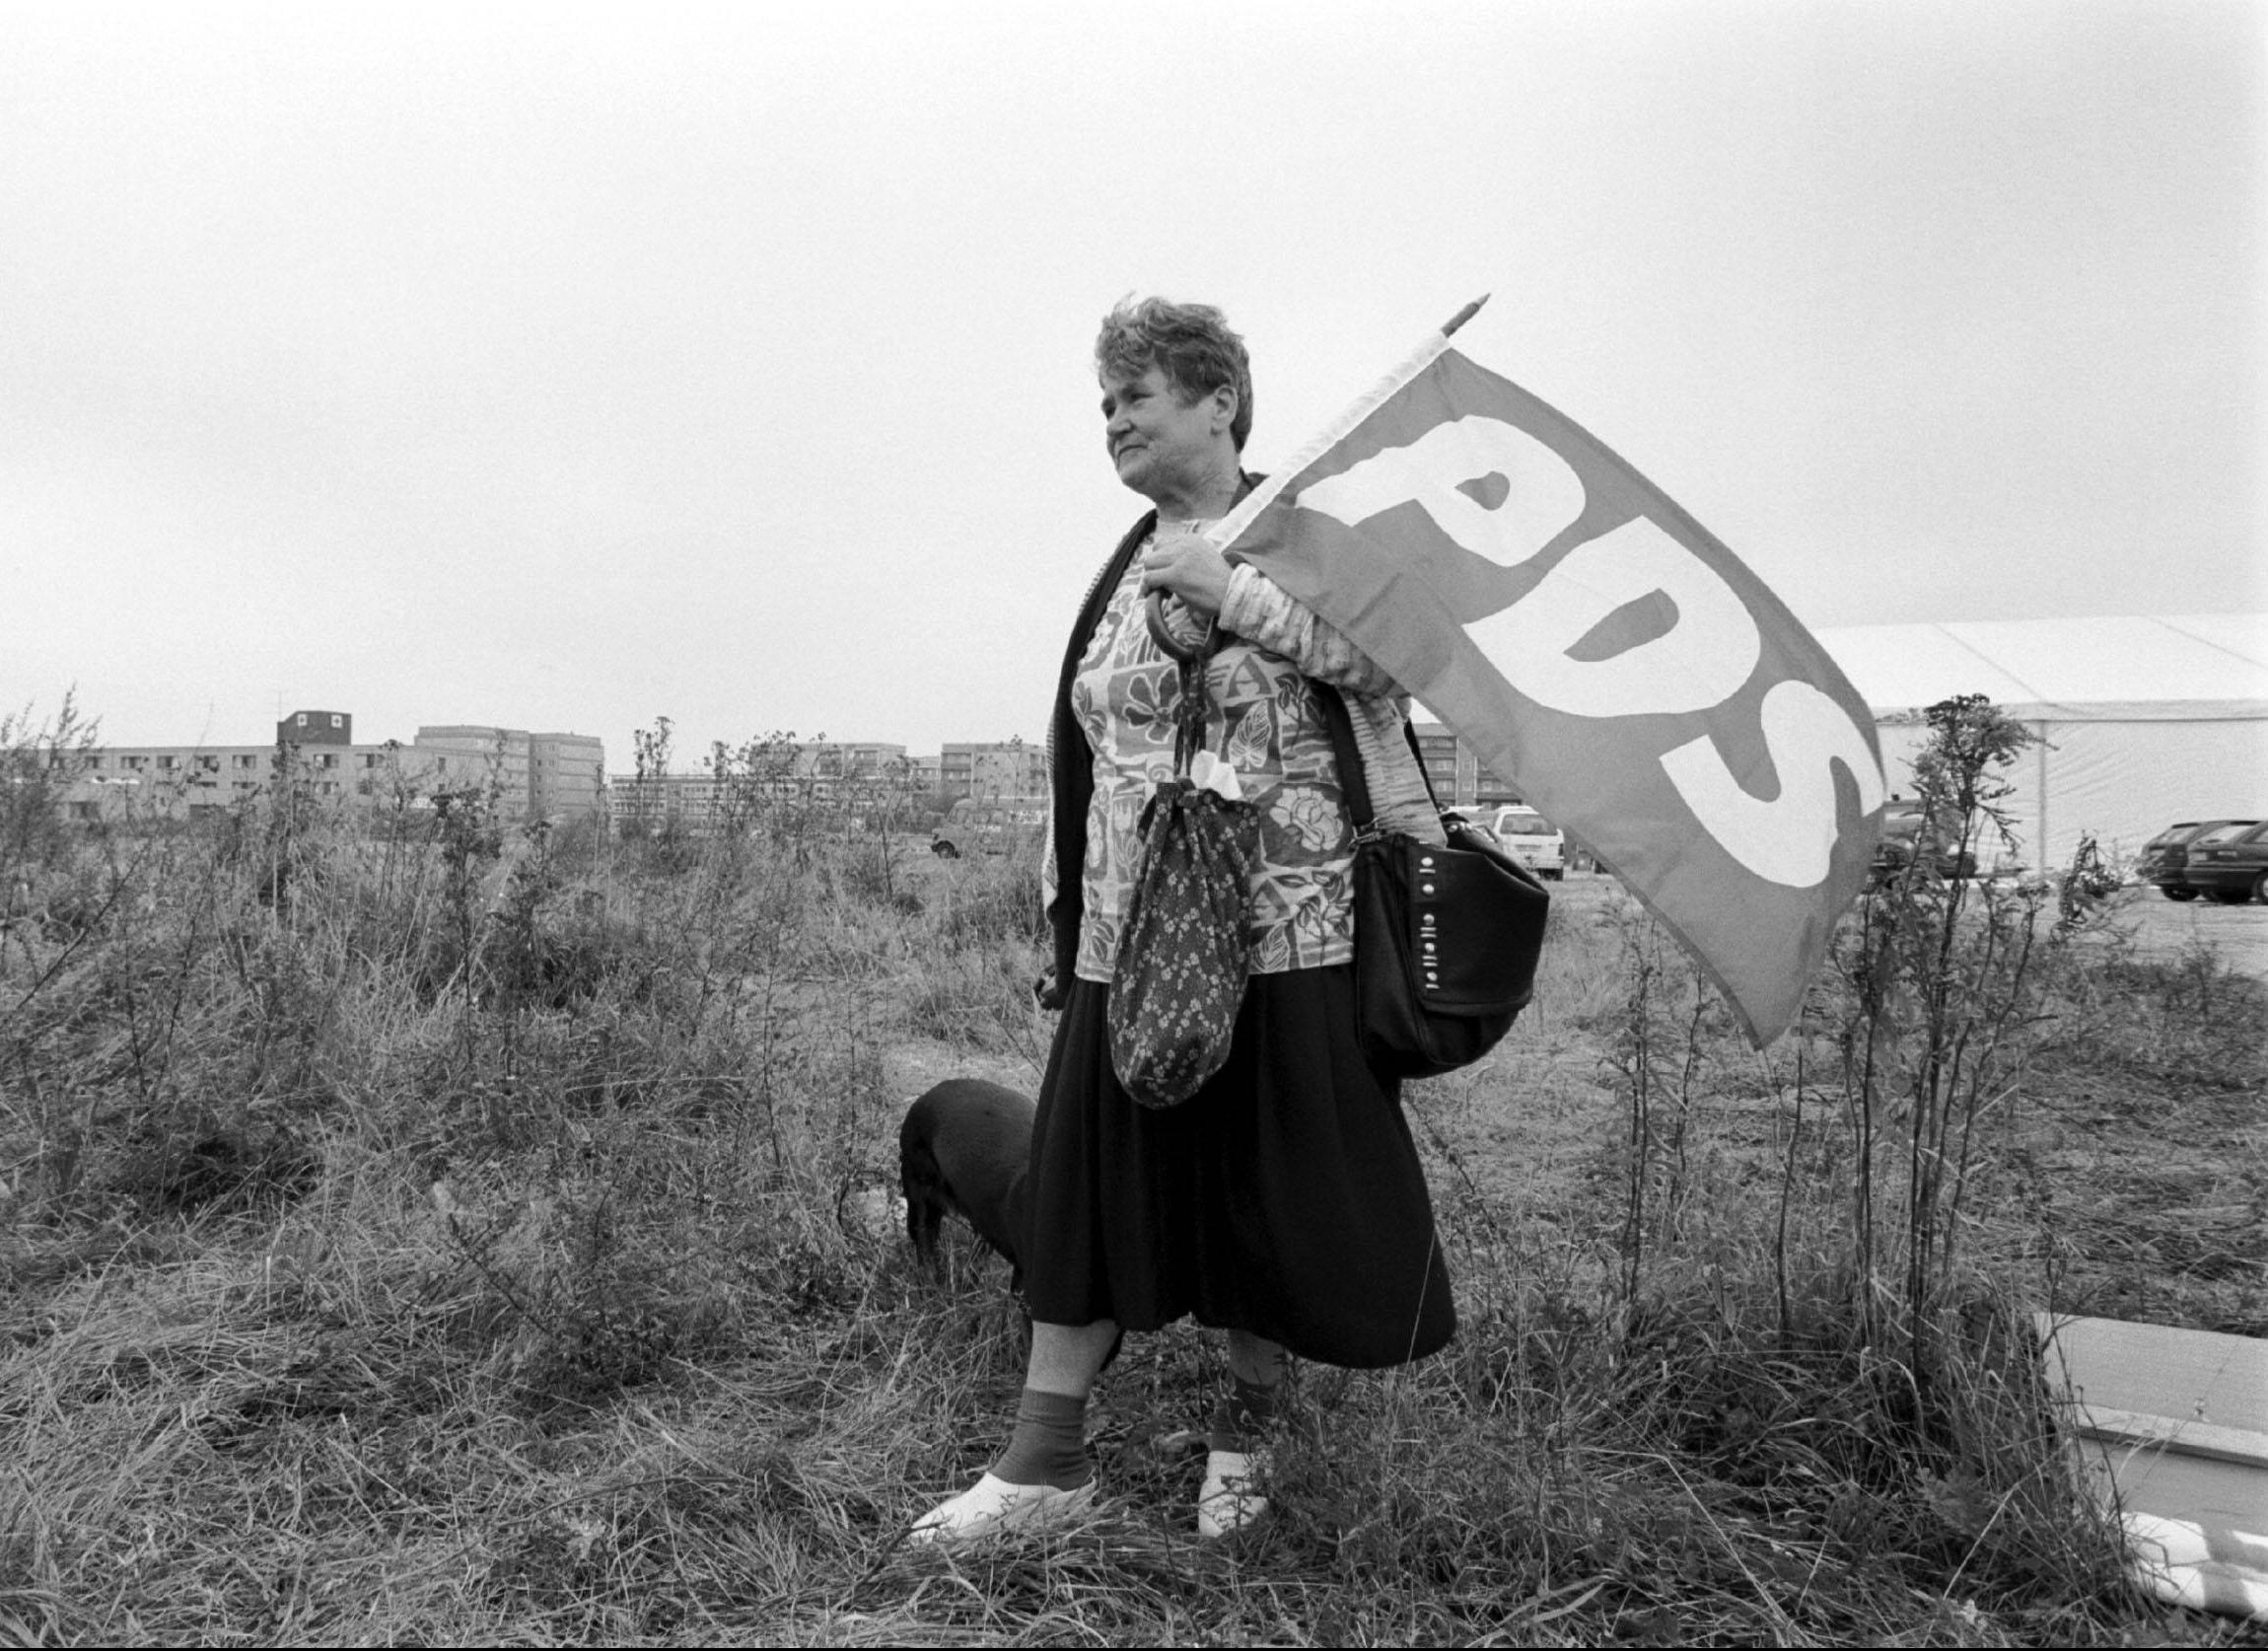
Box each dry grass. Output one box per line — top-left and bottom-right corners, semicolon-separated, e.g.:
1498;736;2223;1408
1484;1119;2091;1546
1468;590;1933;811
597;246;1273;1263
2;778;2263;1647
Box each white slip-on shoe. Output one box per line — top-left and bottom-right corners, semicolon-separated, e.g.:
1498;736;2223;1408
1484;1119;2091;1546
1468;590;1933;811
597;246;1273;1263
1196;1448;1269;1539
908;1472;1098;1545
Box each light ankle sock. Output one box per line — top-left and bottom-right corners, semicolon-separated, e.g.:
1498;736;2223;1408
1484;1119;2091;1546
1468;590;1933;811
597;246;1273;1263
1207;1375;1279;1452
990;1387;1094;1490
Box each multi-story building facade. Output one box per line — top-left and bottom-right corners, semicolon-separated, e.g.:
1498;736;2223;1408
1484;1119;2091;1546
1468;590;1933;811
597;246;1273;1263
607;775;724;835
60;704;1529;834
411;726;604;822
790;742;910;787
610;740;911;836
412;725;532;807
939;740;1047;802
919;727;1520;811
532;733;605;820
1408;722;1526;809
59;712;605;826
65;740;467;823
1470;755;1524;809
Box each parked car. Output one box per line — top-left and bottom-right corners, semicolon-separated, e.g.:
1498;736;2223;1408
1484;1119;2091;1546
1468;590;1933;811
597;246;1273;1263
931;798;1045;859
2136;820;2211;898
2148;817;2260;901
2172;819;2268;905
1870;801;1976;885
1488;805;1566;880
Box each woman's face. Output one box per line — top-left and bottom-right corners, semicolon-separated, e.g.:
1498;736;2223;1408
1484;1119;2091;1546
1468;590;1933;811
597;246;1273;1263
1100;363;1227;504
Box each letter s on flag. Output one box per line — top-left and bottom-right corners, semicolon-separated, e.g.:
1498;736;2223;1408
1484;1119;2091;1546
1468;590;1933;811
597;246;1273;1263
1659;681;1886;887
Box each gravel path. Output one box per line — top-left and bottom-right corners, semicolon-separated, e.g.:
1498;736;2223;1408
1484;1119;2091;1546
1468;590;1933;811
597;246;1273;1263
2085;887;2268;981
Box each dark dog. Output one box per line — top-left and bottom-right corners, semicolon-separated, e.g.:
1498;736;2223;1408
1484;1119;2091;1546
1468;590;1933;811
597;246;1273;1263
899;1078;1035;1284
899;1077;1126;1373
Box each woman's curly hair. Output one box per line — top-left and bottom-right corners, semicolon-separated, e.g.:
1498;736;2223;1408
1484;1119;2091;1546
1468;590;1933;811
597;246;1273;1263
1095;297;1253;452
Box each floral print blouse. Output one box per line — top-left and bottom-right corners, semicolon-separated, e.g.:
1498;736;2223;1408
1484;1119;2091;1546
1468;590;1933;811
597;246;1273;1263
1057;527;1421;982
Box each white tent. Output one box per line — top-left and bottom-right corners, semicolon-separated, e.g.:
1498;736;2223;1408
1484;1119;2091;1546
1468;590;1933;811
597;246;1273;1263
1812;613;2268;871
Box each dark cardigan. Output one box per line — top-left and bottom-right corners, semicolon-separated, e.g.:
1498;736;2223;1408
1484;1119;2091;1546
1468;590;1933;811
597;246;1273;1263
1044;509;1157;999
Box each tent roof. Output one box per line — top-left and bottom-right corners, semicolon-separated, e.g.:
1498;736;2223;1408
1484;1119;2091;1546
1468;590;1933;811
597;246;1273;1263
1813;612;2268;721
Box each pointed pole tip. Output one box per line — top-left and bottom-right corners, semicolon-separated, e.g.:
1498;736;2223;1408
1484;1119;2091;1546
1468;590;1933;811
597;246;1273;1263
1441;294;1491;337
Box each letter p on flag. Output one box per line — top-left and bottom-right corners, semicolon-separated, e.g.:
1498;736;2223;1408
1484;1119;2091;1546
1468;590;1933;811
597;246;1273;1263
1208;305;1884;1044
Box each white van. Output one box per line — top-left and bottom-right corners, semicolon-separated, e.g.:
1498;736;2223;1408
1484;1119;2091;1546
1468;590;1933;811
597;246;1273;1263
1489;806;1566;880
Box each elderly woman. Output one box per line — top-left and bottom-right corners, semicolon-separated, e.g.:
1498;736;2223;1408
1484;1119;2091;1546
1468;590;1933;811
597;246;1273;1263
913;298;1453;1543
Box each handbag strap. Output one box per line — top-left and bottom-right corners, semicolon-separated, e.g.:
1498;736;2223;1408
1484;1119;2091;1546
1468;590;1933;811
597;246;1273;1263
1311;682;1445;840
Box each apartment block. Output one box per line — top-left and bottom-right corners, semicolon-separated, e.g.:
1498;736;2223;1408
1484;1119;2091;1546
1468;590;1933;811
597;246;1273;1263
63;740;467;824
787;741;910;785
923;727;1519;810
1409;722;1526;809
412;726;605;822
609;775;723;834
611;740;910;835
939;740;1047;802
59;711;606;826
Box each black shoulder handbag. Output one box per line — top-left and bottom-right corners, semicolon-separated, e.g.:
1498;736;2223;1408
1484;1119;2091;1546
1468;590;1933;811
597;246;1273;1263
1312;684;1549;1081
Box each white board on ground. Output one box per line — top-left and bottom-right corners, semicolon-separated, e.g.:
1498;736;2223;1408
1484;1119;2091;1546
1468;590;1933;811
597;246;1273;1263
2036;1313;2268;1618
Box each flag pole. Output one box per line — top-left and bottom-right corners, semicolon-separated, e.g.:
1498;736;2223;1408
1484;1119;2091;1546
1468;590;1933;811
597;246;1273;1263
1440;294;1490;338
1210;295;1491;551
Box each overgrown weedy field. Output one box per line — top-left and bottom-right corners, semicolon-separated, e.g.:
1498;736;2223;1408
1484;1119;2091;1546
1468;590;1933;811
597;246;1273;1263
2;715;2262;1647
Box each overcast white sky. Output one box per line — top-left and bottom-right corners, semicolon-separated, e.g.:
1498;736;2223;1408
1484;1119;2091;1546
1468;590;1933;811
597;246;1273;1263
3;2;2260;764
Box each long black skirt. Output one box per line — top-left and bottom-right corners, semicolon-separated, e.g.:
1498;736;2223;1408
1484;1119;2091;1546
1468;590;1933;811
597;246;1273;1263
1019;966;1454;1369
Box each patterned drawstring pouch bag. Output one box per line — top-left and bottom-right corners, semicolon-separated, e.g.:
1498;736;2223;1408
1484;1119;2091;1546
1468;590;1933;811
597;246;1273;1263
1106;596;1258;1109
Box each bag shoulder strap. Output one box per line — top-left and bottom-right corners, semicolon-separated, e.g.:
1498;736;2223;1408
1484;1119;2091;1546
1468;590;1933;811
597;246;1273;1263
1400;720;1437;799
1398;720;1447;813
1311;682;1376;833
1313;682;1451;836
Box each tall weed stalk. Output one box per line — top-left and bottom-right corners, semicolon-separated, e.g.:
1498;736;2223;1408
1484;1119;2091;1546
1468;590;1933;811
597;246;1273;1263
1831;695;2067;1413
